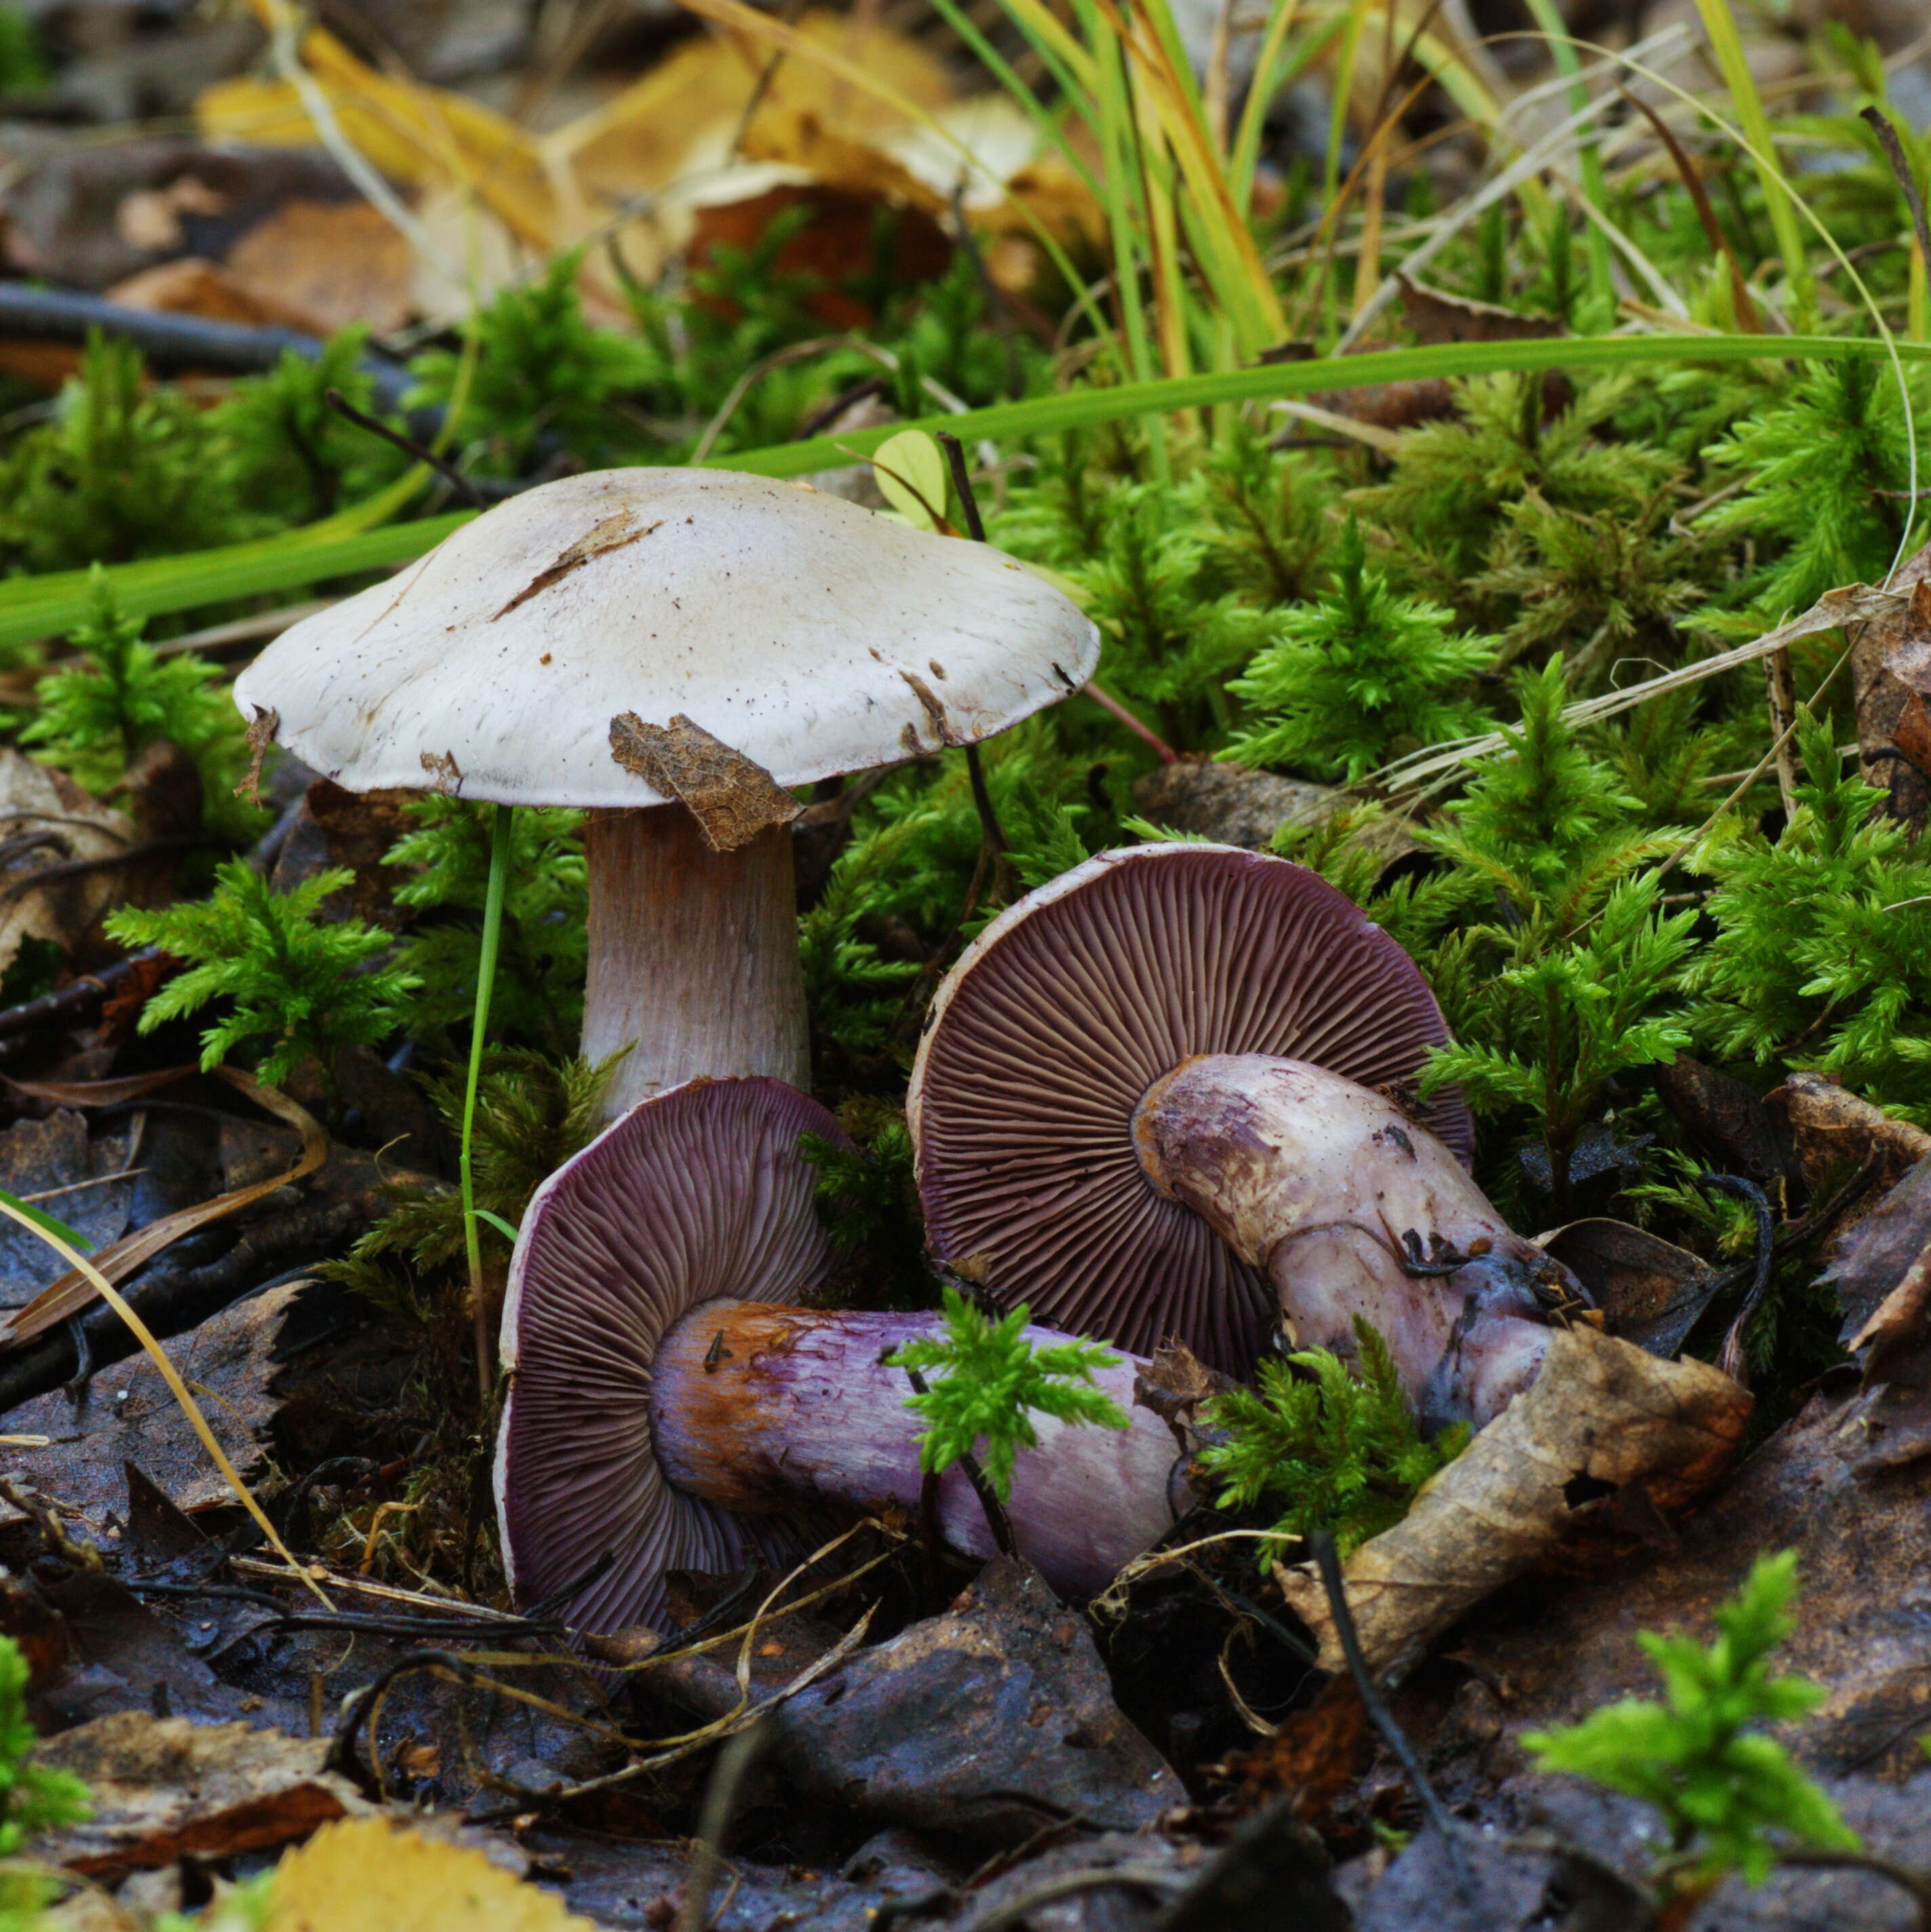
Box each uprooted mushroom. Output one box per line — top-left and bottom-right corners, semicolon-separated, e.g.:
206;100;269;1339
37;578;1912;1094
235;468;1096;1121
495;1076;1188;1636
908;843;1589;1427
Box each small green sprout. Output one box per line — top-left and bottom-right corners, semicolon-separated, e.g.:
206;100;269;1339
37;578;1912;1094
1198;1315;1467;1568
887;1287;1130;1503
105;859;418;1100
1525;1552;1858;1890
0;1634;90;1920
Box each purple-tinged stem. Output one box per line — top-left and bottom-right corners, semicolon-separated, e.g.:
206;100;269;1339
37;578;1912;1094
1133;1054;1581;1428
650;1302;1183;1597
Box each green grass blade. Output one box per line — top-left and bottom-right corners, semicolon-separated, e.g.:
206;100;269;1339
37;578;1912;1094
3;332;1923;651
0;1187;91;1252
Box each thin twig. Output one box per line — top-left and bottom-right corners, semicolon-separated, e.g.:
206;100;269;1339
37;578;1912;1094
324;389;486;510
1861;107;1931;285
1310;1530;1471;1897
1083;682;1179;762
1702;1173;1776;1385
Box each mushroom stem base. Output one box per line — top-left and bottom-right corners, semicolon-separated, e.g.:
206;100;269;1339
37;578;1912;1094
649;1301;1182;1599
583;807;810;1119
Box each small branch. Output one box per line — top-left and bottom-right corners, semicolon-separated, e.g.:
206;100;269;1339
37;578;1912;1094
1861;107;1931;289
1778;1847;1931;1930
0;836;208;905
0;284;415;412
1083;682;1179;763
0;949;160;1043
1700;1173;1775;1385
324;387;486;510
1310;1529;1472;1899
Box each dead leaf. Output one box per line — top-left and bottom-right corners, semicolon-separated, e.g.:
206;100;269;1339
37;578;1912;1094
1274;1326;1751;1674
104;256;329;332
30;1714;371;1878
1768;1069;1931;1203
0;752;134;980
1395;274;1565;347
1536;1218;1717;1357
0;1278;317;1528
609;713;802;853
0;1110;137;1309
265;1816;637;1930
237;708;278;803
491;511;660;620
1432;1380;1931;1777
1855;542;1931;831
0;1066;328;1350
224;198;416;335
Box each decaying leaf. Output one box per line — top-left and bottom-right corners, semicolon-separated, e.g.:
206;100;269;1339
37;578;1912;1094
264;1817;600;1931
1768;1068;1931;1202
1536;1218;1718;1357
29;1714;371;1878
1857;543;1931;830
1274;1326;1751;1674
609;712;803;852
0;751;135;980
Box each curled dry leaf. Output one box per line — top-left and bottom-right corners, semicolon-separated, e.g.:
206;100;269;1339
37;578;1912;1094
29;1713;371;1878
0;750;135;980
1273;1326;1751;1675
609;712;803;853
263;1817;601;1931
1536;1217;1717;1357
1768;1068;1931;1203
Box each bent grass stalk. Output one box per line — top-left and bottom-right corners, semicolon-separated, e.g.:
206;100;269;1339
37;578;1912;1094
463;801;515;1397
0;1197;334;1608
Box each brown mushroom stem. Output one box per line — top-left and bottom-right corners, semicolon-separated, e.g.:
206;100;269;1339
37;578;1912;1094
649;1300;1184;1598
583;808;810;1117
1134;1054;1582;1429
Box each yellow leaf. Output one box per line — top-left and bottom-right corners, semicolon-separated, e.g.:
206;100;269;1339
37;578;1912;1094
872;431;949;531
197;28;556;249
267;1818;604;1932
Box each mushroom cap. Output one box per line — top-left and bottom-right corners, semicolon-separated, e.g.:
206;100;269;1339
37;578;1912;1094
234;469;1098;807
905;844;1472;1371
494;1075;849;1636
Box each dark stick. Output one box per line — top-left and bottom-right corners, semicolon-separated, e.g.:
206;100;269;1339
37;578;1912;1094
0;1203;368;1424
1861;107;1931;284
324;387;486;509
1701;1172;1775;1382
1309;1530;1471;1895
0;835;208;904
0;949;161;1042
0;283;416;413
328;1649;480;1785
937;430;988;542
935;436;1011;878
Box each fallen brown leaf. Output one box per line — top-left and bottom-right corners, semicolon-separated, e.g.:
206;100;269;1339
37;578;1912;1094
0;752;135;980
30;1713;371;1878
1768;1069;1931;1204
224;197;416;336
1274;1326;1751;1675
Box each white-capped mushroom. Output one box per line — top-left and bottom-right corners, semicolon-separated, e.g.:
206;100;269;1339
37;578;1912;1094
235;468;1096;1115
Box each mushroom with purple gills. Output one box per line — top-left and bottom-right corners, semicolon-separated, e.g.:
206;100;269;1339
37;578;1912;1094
232;467;1096;1121
907;843;1587;1429
495;1075;1187;1638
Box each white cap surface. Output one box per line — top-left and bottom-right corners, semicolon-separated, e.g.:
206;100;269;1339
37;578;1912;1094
235;467;1099;807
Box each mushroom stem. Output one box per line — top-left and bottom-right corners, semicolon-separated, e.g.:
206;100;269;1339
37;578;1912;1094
583;807;810;1119
649;1300;1183;1598
1133;1054;1579;1429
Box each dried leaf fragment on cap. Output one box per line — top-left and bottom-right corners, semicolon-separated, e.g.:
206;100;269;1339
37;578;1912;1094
492;508;662;619
610;712;802;852
1273;1326;1751;1674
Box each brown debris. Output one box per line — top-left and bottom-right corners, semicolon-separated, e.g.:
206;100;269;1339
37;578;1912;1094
29;1713;371;1878
1273;1326;1751;1675
1853;540;1931;831
1768;1070;1931;1203
491;509;661;620
610;712;804;853
1130;760;1418;866
0;752;136;980
1536;1217;1717;1358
